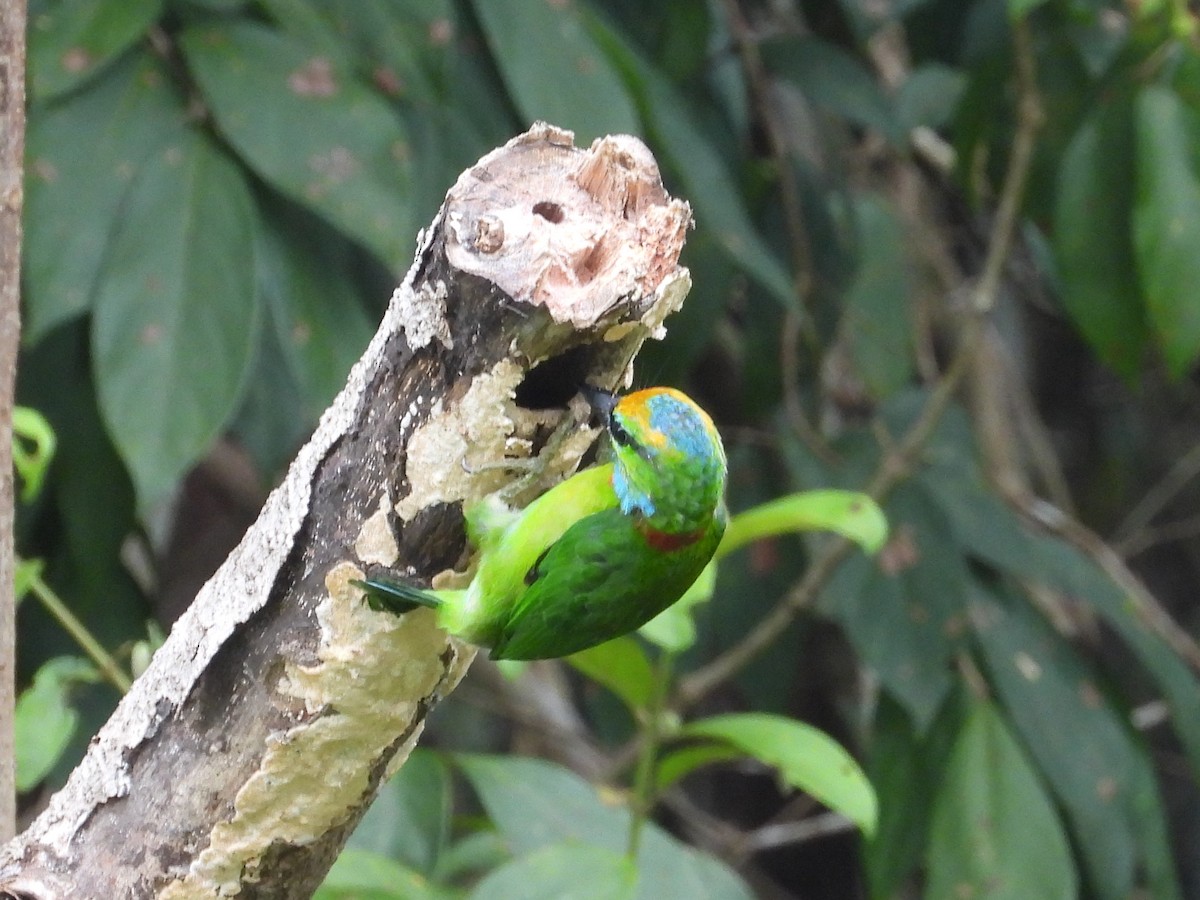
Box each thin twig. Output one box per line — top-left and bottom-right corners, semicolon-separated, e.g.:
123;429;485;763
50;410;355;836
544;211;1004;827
739;811;856;854
29;572;133;694
675;18;1044;710
1112;440;1200;550
717;0;837;465
1119;512;1200;559
626;653;671;859
781;308;839;466
676;329;982;708
1012;492;1200;673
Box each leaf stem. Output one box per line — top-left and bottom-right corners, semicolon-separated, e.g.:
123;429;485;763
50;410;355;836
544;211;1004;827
27;566;133;694
626;651;672;860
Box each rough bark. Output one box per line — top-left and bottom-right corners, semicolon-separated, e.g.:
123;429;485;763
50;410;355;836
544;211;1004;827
0;0;27;848
0;123;693;898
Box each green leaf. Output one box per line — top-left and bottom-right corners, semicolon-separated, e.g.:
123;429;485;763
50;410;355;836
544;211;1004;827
895;64;966;133
434;830;511;883
1037;535;1200;786
469;843;637;900
821;482;966;729
456;755;754;900
469;0;637;142
918;450;1200;788
257;198;375;422
970;585;1178;899
229;302;309;478
18;322;146;643
720;490;887;561
14;558;44;608
180;21;414;267
130;620;166;680
567;636;655;713
653;741;742;793
682;713;878;836
92;130;260;508
28;0;163;101
841;196;914;398
864;693;963;900
456;755;627;858
638;562;715;653
349;749;451;875
15;657;100;791
1133;85;1200;377
23;51;186;345
925;699;1077;900
1008;0;1050;17
1056;93;1146;378
584;11;796;309
13;407;57;503
316;848;450;900
762;36;899;143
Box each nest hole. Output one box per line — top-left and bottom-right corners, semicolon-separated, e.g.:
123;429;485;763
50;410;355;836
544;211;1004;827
514;346;593;410
532;201;564;223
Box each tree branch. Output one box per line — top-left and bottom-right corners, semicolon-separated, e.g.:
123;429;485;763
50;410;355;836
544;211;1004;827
0;125;694;897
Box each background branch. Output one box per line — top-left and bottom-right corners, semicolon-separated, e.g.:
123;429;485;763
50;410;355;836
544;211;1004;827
676;17;1044;709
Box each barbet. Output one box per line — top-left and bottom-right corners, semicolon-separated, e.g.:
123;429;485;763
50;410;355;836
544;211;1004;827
358;386;727;660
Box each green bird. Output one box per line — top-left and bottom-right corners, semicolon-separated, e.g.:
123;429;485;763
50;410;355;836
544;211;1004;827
357;385;727;660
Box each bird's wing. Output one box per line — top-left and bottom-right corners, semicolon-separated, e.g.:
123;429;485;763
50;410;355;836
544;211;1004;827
490;510;722;660
469;463;618;606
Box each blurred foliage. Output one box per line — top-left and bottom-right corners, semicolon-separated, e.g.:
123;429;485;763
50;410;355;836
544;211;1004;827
13;0;1200;897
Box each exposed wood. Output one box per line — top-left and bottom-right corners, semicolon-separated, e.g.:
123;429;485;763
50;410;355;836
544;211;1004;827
0;0;28;848
0;124;693;898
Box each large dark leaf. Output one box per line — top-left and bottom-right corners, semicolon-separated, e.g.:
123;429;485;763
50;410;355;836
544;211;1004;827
1055;92;1146;378
27;0;163;101
456;755;753;900
469;844;637;900
971;585;1180;899
1133;85;1200;377
181;21;414;268
925;698;1077;900
864;693;963;900
92;130;260;508
841;195;914;398
24;51;185;344
346;749;451;876
762;36;899;143
822;481;968;729
256;198;374;422
469;0;637;141
917;441;1200;787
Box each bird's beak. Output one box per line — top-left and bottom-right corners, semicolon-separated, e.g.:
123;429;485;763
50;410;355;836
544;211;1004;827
579;384;618;422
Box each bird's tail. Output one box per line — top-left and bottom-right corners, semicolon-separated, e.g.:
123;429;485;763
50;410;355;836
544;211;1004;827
353;577;443;616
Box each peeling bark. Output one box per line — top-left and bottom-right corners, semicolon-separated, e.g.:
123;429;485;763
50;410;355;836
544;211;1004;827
0;124;693;898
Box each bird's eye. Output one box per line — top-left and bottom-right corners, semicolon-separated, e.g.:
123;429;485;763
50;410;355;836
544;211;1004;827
609;416;634;448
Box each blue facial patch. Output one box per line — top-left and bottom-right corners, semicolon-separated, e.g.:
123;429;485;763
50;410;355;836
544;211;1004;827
613;463;656;518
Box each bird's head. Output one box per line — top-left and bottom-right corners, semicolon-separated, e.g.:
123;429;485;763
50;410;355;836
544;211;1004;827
584;386;727;530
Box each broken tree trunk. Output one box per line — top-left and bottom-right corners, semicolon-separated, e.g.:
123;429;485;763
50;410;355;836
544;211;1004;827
0;123;693;898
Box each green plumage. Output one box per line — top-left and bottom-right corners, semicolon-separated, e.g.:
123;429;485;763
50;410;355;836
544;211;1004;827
358;386;727;660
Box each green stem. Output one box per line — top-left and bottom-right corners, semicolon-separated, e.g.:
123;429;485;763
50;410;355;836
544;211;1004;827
626;652;671;860
29;567;132;694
